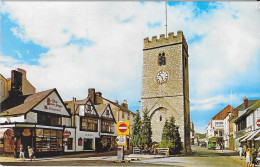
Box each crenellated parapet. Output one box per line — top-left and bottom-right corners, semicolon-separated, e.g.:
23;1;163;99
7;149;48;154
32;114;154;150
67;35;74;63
144;30;188;50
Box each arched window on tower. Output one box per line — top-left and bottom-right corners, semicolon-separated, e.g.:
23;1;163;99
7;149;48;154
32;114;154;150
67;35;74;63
158;53;166;66
160;115;162;121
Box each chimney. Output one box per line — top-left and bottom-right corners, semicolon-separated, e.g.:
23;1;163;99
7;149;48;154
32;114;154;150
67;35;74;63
121;100;128;109
88;88;95;104
243;97;248;109
95;92;102;97
115;100;118;104
9;70;23;97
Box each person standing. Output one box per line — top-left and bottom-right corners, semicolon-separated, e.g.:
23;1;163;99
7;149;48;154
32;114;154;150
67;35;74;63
238;145;243;160
246;148;252;167
19;145;25;161
28;146;34;161
252;147;258;167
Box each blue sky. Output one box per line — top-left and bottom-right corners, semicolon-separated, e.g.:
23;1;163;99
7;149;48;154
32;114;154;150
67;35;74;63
1;1;260;133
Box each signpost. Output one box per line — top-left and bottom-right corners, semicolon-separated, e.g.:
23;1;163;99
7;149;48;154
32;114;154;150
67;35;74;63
116;121;129;162
257;119;260;127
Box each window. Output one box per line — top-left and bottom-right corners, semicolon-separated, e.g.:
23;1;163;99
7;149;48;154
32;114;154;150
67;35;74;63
158;52;166;66
160;115;162;121
101;121;114;133
122;112;124;119
37;113;62;126
83;139;93;150
80;118;98;132
127;113;130;120
67;138;73;150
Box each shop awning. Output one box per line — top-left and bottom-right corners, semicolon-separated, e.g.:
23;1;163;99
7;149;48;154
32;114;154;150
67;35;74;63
255;136;260;141
0;128;10;138
237;133;249;142
248;129;260;140
241;131;255;142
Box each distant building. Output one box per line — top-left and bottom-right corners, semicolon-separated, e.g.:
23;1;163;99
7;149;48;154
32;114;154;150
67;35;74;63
233;97;260;150
206;105;233;148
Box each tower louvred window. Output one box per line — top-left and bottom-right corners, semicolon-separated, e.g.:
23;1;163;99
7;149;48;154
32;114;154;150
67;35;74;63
158;53;166;66
162;53;166;65
158;53;162;66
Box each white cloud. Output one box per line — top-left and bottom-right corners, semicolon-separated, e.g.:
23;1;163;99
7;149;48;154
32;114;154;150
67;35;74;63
1;2;260;117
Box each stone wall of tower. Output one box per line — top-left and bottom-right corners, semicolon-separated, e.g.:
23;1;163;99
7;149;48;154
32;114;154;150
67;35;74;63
141;31;190;153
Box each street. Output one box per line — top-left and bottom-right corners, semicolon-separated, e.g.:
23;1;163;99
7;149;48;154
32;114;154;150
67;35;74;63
0;146;245;166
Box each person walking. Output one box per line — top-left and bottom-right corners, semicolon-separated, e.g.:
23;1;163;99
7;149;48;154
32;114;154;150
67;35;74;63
252;147;258;167
246;148;252;167
238;145;243;160
19;145;25;161
28;146;34;161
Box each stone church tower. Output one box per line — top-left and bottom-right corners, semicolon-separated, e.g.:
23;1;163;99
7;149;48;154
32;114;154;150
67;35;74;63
141;31;191;153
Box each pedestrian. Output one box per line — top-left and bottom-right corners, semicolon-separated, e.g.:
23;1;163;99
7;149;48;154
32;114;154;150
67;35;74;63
221;142;224;152
243;145;248;158
28;146;34;161
238;145;243;160
246;148;252;167
19;145;25;161
252;147;257;167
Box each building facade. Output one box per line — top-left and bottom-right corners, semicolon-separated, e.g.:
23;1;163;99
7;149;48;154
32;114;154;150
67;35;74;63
141;31;191;153
206;105;233;148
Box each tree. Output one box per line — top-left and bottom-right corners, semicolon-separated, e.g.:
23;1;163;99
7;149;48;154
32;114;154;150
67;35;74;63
132;110;142;147
160;116;182;155
140;109;152;147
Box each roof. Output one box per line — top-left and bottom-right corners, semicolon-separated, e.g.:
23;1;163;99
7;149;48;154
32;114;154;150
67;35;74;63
234;99;260;123
65;98;89;114
0;89;55;116
212;105;233;120
234;99;259;111
101;97;136;115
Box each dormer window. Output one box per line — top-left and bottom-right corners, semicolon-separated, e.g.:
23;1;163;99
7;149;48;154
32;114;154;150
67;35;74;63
158;52;166;66
106;110;110;117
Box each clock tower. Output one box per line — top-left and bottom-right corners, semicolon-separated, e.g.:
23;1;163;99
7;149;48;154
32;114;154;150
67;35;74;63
141;31;191;153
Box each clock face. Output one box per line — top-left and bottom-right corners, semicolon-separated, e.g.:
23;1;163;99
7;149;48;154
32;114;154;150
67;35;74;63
156;71;168;83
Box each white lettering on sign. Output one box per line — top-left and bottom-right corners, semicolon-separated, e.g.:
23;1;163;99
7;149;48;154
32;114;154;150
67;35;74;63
44;97;62;112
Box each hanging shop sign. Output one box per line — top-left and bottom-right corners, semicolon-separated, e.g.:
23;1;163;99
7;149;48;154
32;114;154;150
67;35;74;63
22;129;31;137
63;131;71;138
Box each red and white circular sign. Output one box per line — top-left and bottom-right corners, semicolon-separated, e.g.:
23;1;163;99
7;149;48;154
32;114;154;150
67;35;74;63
257;119;260;127
118;123;128;133
63;131;71;138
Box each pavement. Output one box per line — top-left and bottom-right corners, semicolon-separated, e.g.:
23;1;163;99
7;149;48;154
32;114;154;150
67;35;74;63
0;147;249;166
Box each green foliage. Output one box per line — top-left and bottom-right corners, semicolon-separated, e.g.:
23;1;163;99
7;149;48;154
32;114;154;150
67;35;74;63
197;133;206;139
160;116;182;155
140;109;152;147
132;110;142;147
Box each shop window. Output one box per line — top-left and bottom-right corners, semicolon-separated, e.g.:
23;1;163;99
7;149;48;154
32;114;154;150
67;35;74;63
67;138;73;150
35;129;62;152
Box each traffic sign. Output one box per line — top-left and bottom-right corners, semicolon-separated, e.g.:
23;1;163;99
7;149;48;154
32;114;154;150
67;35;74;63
63;131;71;138
117;121;129;135
257;119;260;127
116;135;126;146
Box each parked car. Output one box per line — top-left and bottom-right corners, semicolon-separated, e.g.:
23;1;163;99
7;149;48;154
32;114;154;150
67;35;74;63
200;142;207;147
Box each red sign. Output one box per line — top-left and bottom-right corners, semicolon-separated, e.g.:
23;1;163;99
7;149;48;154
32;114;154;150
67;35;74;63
257;119;260;127
118;123;127;133
63;131;71;138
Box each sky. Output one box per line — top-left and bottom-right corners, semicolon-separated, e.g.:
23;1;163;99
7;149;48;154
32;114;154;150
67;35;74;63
1;1;260;134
